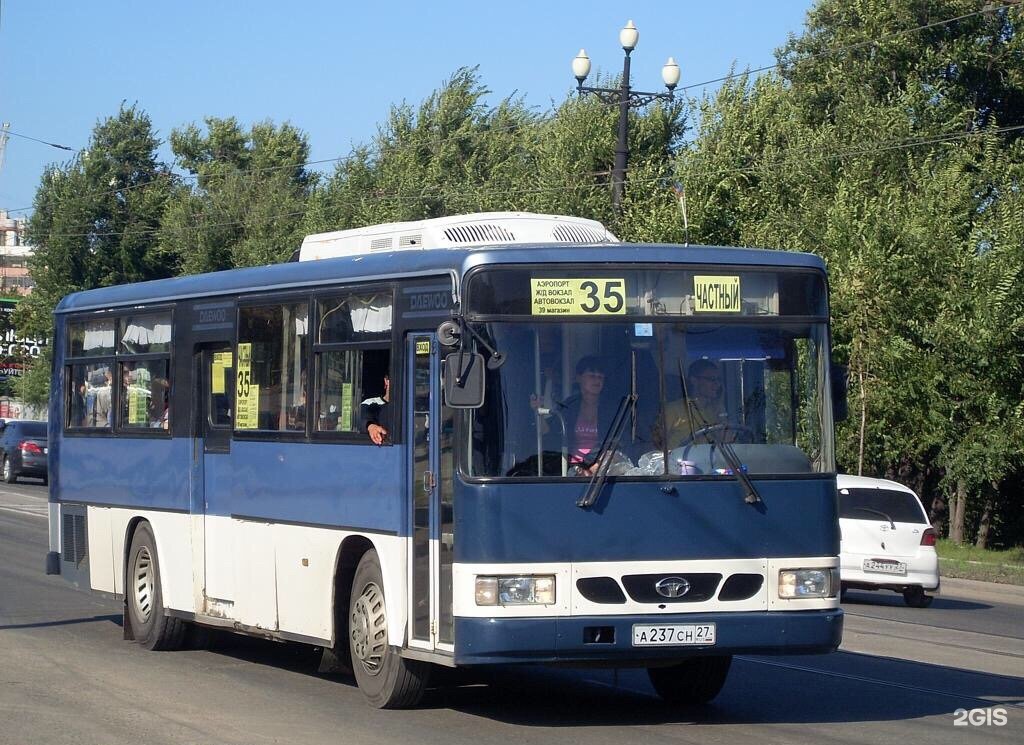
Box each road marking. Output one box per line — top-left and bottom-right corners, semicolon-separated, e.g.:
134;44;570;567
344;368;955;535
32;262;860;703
0;504;47;519
0;487;48;500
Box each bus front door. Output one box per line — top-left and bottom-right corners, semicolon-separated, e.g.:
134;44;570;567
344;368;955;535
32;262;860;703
191;344;235;616
407;334;454;654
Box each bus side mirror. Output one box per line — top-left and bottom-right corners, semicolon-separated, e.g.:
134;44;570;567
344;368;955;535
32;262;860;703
443;353;485;408
831;363;849;423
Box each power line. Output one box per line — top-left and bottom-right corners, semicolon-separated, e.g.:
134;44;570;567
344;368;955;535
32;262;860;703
4;129;74;151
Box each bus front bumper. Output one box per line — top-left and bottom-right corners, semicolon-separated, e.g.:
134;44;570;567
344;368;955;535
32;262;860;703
453;609;843;666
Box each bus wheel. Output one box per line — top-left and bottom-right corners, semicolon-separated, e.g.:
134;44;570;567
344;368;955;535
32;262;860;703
648;655;732;705
348;549;429;708
126;523;187;651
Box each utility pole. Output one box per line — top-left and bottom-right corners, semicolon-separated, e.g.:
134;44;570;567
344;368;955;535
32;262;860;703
0;123;10;180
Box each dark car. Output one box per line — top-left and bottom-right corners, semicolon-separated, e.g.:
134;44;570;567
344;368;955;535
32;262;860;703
0;419;49;484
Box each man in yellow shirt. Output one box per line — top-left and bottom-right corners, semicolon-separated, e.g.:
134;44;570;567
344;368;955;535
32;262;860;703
656;359;730;449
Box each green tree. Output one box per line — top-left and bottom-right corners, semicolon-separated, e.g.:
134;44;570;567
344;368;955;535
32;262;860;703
160;117;312;272
17;105;173;405
673;0;1024;545
311;68;539;232
311;67;687;238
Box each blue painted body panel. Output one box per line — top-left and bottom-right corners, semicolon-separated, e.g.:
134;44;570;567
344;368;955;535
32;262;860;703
55;437;192;511
454;610;843;665
455;476;839;563
54;435;407;534
221;441;406;532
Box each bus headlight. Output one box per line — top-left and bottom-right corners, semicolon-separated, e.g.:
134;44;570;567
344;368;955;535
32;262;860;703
475;575;556;606
778;568;839;598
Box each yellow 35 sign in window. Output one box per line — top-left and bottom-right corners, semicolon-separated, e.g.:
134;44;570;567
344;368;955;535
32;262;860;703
531;278;626;315
234;343;260;429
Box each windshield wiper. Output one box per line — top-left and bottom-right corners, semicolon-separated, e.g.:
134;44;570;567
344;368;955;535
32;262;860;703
577;391;637;509
676;359;761;505
850;507;895;529
708;435;762;505
577;352;638;510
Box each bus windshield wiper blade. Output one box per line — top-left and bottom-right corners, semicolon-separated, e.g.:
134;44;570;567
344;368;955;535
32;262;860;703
577;392;637;509
709;434;761;505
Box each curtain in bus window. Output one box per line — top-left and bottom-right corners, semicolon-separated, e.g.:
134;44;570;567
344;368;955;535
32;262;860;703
120;312;172;354
350;301;392;335
68;320;115;357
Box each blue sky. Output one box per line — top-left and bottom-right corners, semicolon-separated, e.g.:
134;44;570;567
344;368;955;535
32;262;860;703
0;1;814;216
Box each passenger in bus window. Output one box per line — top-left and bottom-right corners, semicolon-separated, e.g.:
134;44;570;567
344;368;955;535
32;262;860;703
150;377;170;429
362;374;390;445
87;369;112;427
534;356;618;474
656;359;733;447
288;371;307;431
70;377;87;427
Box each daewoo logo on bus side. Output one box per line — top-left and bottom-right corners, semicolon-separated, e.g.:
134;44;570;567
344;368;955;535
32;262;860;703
409;291;450;311
198;308;228;324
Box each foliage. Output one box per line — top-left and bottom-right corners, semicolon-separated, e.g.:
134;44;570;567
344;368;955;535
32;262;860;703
160;117;313;271
309;67;685;236
18;104;174;404
675;0;1024;545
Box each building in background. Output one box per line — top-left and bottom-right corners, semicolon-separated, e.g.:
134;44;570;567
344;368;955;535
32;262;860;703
0;210;35;295
0;214;45;418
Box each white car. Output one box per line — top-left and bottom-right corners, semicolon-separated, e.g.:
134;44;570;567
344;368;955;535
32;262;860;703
837;474;940;607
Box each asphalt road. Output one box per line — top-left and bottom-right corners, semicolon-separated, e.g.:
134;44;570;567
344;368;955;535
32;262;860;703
1;481;1021;745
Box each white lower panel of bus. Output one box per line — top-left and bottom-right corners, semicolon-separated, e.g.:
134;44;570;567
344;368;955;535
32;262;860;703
452;557;839;618
75;506;409;648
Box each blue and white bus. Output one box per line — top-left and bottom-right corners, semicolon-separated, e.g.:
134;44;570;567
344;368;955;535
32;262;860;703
47;212;844;708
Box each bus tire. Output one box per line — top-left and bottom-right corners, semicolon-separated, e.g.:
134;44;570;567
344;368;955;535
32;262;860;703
126;523;187;651
348;549;429;708
648;655;732;705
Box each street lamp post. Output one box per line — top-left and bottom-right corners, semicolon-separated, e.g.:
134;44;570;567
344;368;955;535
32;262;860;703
572;20;680;212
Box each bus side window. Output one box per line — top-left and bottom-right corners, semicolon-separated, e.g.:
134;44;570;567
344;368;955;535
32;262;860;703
312;289;393;439
236;303;308;433
315;349;389;436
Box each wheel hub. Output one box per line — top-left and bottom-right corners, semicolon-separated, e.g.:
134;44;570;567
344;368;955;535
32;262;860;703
132;546;155;623
350;582;387;675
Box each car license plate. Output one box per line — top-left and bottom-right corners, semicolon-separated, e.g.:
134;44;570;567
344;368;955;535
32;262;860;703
863;558;907;575
632;623;716;646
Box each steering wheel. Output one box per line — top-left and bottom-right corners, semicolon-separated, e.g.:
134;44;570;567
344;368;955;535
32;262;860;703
677;423;756;448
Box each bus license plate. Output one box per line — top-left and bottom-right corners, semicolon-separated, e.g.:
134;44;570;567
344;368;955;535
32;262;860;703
632;623;716;646
863;558;907;575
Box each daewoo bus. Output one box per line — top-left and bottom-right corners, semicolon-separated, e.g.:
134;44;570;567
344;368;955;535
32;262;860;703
47;212;844;708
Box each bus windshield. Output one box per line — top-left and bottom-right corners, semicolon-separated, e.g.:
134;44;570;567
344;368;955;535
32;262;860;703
464;319;834;479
